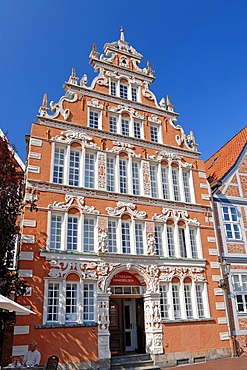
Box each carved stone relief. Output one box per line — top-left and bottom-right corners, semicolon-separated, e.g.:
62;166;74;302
106;202;147;219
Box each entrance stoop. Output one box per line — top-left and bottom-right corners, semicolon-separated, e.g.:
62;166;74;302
110;353;160;370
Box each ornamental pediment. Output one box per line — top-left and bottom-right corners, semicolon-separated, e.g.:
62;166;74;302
48;195;99;214
152;208;200;225
106;202;147;219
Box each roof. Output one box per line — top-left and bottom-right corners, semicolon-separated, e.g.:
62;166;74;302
205;125;247;183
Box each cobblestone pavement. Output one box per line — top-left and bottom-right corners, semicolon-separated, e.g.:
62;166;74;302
163;354;247;370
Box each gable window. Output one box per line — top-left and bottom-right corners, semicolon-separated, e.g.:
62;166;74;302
121;118;129;136
69;150;80;186
131;87;137;102
120;84;128;99
222;206;241;240
50;215;62;249
109;116;117;133
106;157;115;191
110;81;117;96
84;152;95;188
119;158;128;194
150;125;158;143
53;147;65;184
133;121;141;139
89;111;99;129
132;162;140;195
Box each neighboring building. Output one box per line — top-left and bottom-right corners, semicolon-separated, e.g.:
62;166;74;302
0;129;25;367
14;30;231;368
206;126;247;356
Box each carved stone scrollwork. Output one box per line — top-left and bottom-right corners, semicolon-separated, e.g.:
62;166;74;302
48;260;97;279
152;208;200;226
51;130;93;145
87;98;104;109
39;91;78;121
98;301;109;331
159;266;205;282
106;141;141;158
148;114;161;125
98;229;108;253
107;105;144;120
106;202;147;219
147;233;156;256
48;195;100;214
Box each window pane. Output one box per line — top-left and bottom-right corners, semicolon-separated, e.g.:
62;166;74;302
184;285;193;318
132;162;140;195
131;87;137;102
107;157;115;191
120;84;128;99
150;125;158;143
110;81;116;96
167;226;175;257
66;283;78;322
172;168;180;201
109;116;117;133
108;220;117;253
160;285;169;319
119;159;127;194
122;222;131;253
189;229;198;258
53;147;65;184
133;121;141;138
47;283;60;322
121;119;129;136
150;165;158;198
182;171;191;202
85;153;95;188
84;283;95;321
89;111;99;129
67;216;78;250
69;150;80;186
84;218;95;251
50;215;62;249
135;223;144;254
172;284;181;319
155;225;163;256
178;228;187;258
161;167;169;199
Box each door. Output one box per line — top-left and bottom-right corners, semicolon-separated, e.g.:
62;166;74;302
124;299;137;352
109;298;124;355
136;298;145;353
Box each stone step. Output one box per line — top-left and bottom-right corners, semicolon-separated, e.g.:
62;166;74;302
110;353;160;370
111;354;151;365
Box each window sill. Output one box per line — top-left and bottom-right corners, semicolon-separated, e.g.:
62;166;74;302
162;317;214;324
35;322;97;329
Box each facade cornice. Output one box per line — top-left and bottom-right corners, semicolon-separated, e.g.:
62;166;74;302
213;196;247;206
62;82;179;119
35;119;200;159
26;179;212;214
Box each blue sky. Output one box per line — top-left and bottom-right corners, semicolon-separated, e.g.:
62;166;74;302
1;0;247;162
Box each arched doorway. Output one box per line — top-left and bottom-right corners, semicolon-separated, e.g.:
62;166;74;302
108;271;146;355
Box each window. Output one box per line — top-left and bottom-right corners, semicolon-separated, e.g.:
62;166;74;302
53;147;65;184
119;158;128;194
110;81;117;96
132;162;140;195
66;283;78;322
121;118;129;136
135;223;144;254
184;284;193;318
84;153;95;188
69;150;80;186
160;285;169;319
172;168;180;201
108;220;117;253
107;157;115;191
233;274;247;313
196;284;205;318
122;221;131;253
46;281;96;324
155;225;163;256
89;111;99;129
120;84;128;99
150;125;158;143
183;171;191;202
109;115;117;133
161;166;169;199
67;216;78;250
84;218;95;252
178;228;187;258
50;215;62;249
133;121;141;139
189;229;198;258
167;226;175;257
83;283;95;321
47;282;60;322
172;284;181;319
131;87;137;102
150;165;158;198
222;206;241;240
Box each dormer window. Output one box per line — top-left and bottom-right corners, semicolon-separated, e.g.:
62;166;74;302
120;83;128;99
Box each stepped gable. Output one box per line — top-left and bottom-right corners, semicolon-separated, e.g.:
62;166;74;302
205;125;247;183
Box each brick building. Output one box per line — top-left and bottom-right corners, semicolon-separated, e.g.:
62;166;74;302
14;30;231;368
206;126;247;355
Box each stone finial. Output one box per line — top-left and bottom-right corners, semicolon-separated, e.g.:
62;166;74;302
166;95;174;111
120;26;125;41
90;42;100;59
39;93;48;117
42;93;47;108
80;74;88;86
68;67;79;85
93;42;97;52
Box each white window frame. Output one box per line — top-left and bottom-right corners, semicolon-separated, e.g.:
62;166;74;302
232;273;247;313
108;219;118;253
52;146;66;184
110;81;117;96
120;83;128;99
222;205;242;240
106;156;116;192
119;157;128;194
69;149;81;187
172;167;181;201
84;152;95;189
132;161;140;195
109;115;118;133
83;217;96;252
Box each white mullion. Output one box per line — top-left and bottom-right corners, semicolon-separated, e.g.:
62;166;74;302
180;281;186;319
116;218;121;253
130;116;134;137
81;214;85;252
63;213;68;251
116;155;120;193
50;142;56;182
78;213;82;252
43;280;49;324
189;170;195;203
167;283;173;320
163;224;169;257
116;80;120;98
132;219;136;254
196;228;203;259
94;217;98;253
94;151;98;190
128;155;133;195
65;145;71;185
